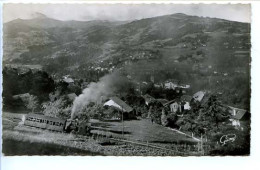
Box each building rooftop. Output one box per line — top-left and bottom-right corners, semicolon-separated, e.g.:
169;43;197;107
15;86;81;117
105;97;133;113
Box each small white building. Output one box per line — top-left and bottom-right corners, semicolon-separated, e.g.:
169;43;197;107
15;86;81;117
164;81;178;90
170;102;179;113
63;77;74;84
103;97;133;113
227;106;249;128
183;102;191;110
180;95;192;111
193;91;205;102
164;100;182;113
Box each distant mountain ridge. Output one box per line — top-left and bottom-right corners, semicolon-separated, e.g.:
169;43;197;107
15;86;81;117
3;12;250;109
3;12;250;75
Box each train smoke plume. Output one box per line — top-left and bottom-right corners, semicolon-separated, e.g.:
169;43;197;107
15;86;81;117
71;71;131;119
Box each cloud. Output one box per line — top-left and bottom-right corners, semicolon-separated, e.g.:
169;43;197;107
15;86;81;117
3;4;251;23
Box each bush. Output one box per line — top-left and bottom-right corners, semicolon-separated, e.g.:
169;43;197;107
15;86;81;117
166;113;178;128
149;101;163;124
177;95;230;136
2;67;55;110
42;97;71;119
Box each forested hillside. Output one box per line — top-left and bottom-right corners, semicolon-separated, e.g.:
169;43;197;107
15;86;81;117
3;13;250;109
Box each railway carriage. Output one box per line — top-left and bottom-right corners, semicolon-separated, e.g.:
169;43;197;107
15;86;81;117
24;113;66;132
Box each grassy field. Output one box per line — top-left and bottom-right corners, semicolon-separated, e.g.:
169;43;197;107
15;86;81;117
91;118;198;144
2;112;199;156
2;138;98;156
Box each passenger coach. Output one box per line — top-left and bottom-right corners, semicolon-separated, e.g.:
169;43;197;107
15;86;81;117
24;113;66;132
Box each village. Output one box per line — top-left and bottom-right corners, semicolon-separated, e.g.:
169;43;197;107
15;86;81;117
61;73;249;129
2;65;250;156
1;5;251;156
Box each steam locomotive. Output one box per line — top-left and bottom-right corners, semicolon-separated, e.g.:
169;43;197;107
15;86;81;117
24;113;91;134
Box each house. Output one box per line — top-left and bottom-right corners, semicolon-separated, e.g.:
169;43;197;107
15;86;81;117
164;79;190;93
164;80;178;90
104;97;133;113
193;91;206;102
63;75;74;84
163;99;182;113
180;95;192;110
63;77;74;84
227;106;250;127
169;101;180;113
103;97;135;120
142;94;155;106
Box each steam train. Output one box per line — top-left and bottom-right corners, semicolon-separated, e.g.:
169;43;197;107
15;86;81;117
24;113;91;134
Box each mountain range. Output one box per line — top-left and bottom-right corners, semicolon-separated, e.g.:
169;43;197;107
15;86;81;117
3;12;251;109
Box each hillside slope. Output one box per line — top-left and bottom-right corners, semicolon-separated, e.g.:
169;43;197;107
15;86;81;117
3;13;251;109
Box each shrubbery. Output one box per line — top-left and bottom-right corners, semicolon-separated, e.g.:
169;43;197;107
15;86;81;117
2;67;55;111
148;101;163;124
42;97;72;119
175;95;231;137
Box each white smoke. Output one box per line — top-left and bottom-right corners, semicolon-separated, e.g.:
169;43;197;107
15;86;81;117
71;71;131;119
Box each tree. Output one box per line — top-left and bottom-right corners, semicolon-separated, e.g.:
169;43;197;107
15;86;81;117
25;95;39;113
198;95;230;133
149;101;163;124
178;95;230;137
2;67;55;111
42;97;71;118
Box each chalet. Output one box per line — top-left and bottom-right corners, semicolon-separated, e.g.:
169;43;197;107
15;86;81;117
193;91;205;102
104;97;133;113
227;106;250;127
103;97;135;119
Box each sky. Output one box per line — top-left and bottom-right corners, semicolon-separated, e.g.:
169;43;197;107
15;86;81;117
3;4;251;23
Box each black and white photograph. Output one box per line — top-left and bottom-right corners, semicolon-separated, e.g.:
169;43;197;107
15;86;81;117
1;3;251;156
